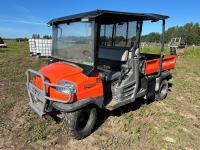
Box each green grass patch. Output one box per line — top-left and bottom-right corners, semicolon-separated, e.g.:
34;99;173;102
140;46;169;55
1;40;29;54
184;47;200;58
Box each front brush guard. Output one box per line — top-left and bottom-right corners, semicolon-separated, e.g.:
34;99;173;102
26;69;72;117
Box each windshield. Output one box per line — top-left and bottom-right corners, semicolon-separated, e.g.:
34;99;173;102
52;22;93;66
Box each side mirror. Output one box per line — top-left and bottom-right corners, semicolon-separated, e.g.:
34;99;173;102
48;57;58;64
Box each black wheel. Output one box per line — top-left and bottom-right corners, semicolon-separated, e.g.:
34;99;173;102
156;80;169;100
64;106;97;140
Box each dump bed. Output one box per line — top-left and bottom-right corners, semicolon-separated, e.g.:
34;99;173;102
144;55;176;75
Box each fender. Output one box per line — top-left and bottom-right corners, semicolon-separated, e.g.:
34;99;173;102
51;97;104;112
155;71;172;91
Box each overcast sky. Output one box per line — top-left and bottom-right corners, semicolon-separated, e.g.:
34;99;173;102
0;0;199;38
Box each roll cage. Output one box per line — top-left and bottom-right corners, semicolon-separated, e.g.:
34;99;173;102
48;10;168;75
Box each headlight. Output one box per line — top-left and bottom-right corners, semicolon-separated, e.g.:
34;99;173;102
56;80;76;94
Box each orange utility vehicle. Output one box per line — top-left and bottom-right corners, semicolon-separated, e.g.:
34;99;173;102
26;10;176;139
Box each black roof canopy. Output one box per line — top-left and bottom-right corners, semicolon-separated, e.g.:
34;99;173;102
48;10;169;25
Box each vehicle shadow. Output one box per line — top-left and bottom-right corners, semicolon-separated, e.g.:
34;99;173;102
47;83;174;136
47;97;156;134
94;82;174;132
94;97;156;132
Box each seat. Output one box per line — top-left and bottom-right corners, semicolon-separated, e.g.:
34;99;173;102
101;50;132;81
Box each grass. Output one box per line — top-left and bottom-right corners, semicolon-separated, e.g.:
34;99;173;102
119;46;200;149
0;100;16;113
184;46;200;58
0;40;200;149
1;40;29;54
0;40;49;146
140;46;169;55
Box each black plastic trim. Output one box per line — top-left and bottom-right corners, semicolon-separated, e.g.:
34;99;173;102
48;10;169;25
51;97;104;112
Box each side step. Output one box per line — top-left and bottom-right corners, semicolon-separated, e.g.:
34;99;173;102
105;98;134;111
105;89;147;111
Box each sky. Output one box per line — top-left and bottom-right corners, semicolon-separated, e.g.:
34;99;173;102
0;0;199;38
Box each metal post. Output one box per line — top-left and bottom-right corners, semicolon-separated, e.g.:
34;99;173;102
131;20;143;57
125;22;129;46
111;24;116;47
93;21;100;70
138;21;143;49
158;19;165;76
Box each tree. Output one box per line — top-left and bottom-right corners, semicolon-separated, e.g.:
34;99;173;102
141;32;160;43
32;34;40;39
0;37;4;44
43;35;52;39
142;22;200;45
16;38;28;43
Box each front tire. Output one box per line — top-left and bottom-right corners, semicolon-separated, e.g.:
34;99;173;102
64;106;97;140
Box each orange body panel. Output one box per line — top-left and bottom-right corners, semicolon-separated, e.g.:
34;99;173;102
34;56;176;103
34;62;103;102
144;55;176;75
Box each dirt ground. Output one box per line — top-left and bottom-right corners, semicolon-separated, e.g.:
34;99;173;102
0;41;200;150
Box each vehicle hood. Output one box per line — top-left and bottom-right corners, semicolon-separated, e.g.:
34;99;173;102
39;62;83;83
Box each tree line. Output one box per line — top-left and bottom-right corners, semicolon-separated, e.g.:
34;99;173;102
0;37;4;44
141;22;200;45
31;34;52;39
16;34;52;42
1;22;200;45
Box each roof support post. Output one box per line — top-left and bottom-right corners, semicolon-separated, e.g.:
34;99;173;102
131;20;143;57
93;21;100;70
125;22;129;46
157;19;165;77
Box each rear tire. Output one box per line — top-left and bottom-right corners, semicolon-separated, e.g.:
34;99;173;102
156;80;169;100
64;106;97;140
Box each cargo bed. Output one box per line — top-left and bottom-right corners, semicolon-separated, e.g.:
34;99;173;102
143;54;176;75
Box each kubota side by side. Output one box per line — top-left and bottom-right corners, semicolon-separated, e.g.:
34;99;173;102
26;10;176;140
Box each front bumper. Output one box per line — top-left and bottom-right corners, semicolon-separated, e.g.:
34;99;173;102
26;69;73;117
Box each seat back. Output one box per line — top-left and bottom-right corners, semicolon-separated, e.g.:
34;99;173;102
121;50;132;61
98;46;129;62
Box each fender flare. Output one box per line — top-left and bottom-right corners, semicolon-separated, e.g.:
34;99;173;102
51;97;104;112
155;71;172;91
